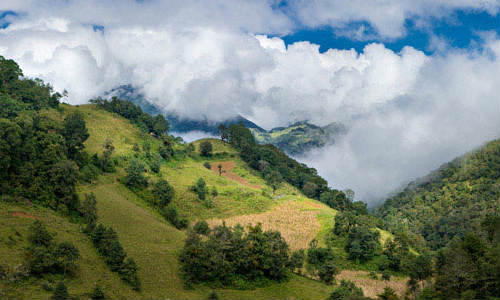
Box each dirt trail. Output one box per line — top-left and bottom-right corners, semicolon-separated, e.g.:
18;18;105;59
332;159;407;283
10;211;39;219
210;161;261;189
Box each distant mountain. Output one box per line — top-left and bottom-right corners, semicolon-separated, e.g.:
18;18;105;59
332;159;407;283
376;139;500;249
251;121;347;155
106;85;346;154
105;85;264;134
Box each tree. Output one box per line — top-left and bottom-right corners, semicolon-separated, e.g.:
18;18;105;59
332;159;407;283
62;111;89;159
317;261;339;284
345;225;380;262
264;170;282;193
218;124;228;142
56;241;79;276
191;178;207;200
217;164;223;176
200;140;213;157
51;281;69;300
80;193;98;233
328;280;364;300
90;285;105;299
208;290;219;299
377;286;398;300
49;160;80;212
100;138;115;172
125;159;147;188
193;221;210;235
152;179;175;207
288;250;305;273
28;220;53;247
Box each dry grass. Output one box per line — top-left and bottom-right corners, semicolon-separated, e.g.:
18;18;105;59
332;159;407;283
337;270;408;299
207;200;322;250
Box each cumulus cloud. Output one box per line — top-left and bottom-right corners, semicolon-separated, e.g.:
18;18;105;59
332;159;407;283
0;0;498;203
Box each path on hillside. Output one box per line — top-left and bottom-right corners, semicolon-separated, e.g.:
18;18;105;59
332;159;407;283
210;161;261;189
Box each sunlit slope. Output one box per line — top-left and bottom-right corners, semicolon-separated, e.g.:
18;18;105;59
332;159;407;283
0;104;403;299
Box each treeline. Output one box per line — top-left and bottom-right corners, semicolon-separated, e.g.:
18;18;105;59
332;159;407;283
377;139;500;249
219;123;366;213
90;97;169;137
0;56;86;215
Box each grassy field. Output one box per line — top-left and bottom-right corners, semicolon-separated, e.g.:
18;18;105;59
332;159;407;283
1;105;407;299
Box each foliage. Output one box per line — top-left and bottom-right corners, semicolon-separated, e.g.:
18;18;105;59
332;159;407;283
345;225;381;262
162;206;188;229
90;96;169;136
191;178;208;201
179;224;292;286
152;179;175;207
25;221;80;276
203;162;211;169
377;139;500;249
51;281;69;300
125;159;148;188
193;220;210;235
328;280;364;300
90;224;141;290
200;140;213;157
90;284;105;299
377;286;398;300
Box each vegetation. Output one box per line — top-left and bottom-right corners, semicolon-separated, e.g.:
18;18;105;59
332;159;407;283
179;224;292;287
249;121;347;155
377;139;500;249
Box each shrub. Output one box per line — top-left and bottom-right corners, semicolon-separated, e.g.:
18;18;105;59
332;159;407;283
199;140;213;157
51;282;69;300
328;280;364;300
191;178;207;200
208;291;219;299
193;221;210;235
382;271;391;281
152;179;175;207
203;162;211;169
90;285;105;299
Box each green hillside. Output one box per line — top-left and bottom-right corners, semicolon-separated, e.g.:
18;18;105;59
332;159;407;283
1;102;405;299
376;140;500;249
250;122;346;155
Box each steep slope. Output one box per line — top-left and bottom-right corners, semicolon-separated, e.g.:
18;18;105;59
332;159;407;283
376;139;500;249
250;121;347;155
2;101;408;299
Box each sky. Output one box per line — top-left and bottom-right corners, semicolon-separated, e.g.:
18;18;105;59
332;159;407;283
0;0;499;204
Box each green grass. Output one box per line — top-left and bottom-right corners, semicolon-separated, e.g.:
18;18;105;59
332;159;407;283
1;105;403;299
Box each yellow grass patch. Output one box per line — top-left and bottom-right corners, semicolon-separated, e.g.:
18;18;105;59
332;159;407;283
207;200;323;250
337;270;408;299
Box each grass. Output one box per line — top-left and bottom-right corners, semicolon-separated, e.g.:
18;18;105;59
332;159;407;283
1;105;407;299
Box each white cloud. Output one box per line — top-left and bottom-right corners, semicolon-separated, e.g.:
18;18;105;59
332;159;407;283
0;1;498;203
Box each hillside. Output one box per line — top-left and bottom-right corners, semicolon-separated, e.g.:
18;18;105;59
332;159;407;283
1;100;407;299
376;139;500;249
250;122;347;155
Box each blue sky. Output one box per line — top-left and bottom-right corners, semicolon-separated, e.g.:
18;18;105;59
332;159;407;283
281;9;500;55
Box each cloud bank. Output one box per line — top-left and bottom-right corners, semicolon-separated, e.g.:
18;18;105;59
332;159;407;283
0;0;498;203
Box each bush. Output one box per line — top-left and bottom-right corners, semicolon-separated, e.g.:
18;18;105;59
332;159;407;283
203;162;211;169
150;160;161;173
193;221;210;235
191;178;208;200
208;291;219;299
162;206;188;229
152;179;175;207
328;280;364;300
51;282;69;300
125;159;148;188
199;140;213;157
382;271;391;281
377;286;398;300
90;285;105;299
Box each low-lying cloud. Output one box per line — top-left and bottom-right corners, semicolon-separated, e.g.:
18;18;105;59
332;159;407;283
0;1;498;204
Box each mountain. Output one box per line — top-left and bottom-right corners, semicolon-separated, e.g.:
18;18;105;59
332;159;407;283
251;121;347;155
376;139;500;249
106;85;264;134
106;85;345;155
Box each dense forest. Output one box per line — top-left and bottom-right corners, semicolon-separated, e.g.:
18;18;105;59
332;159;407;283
376;140;500;249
